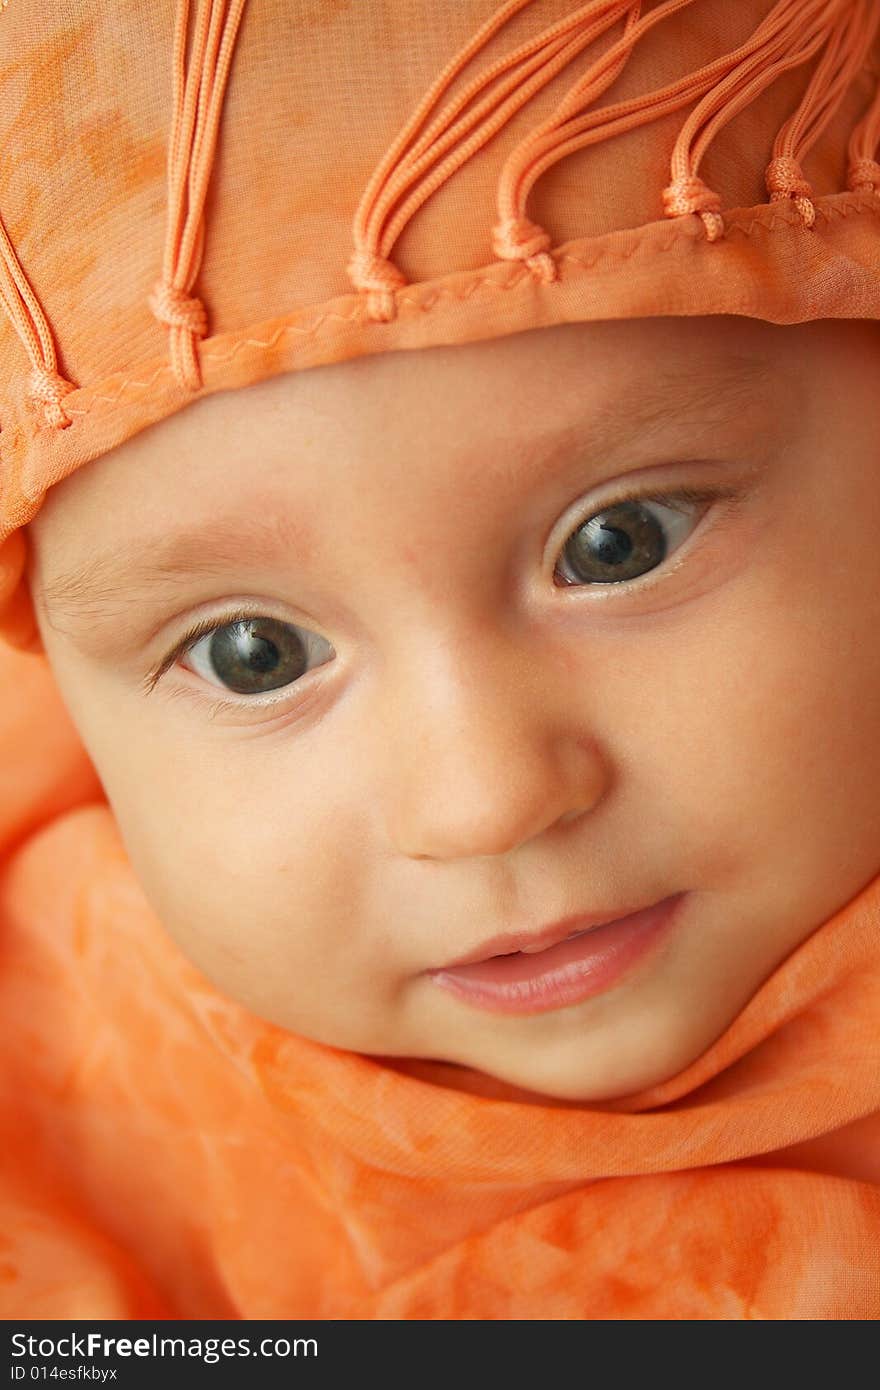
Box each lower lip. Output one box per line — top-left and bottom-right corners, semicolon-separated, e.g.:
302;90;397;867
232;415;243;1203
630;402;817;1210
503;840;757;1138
426;893;687;1016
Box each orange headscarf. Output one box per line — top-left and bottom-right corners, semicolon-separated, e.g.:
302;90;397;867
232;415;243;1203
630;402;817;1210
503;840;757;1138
1;0;879;642
0;0;879;1319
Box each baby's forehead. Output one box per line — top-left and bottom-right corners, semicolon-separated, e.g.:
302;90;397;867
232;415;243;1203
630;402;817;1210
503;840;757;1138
167;312;864;453
149;313;796;441
24;313;870;584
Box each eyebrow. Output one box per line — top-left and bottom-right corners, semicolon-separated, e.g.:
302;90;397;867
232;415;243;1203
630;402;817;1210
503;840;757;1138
37;351;783;628
38;510;312;628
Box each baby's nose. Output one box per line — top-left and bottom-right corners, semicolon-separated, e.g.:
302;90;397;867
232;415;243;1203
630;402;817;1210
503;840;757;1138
376;639;608;861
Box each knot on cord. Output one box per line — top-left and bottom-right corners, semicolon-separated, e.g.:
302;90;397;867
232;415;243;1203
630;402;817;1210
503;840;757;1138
147;280;209;336
491;217;557;283
847;156;880;193
764;156;815;228
346;249;409;323
27;364;76;429
661;174;724;241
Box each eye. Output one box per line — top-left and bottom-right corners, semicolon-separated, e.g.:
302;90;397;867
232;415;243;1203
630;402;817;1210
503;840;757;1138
553;492;709;587
180;615;334;698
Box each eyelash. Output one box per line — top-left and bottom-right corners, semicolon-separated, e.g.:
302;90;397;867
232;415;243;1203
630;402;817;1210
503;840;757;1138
142;478;748;717
552;480;745;586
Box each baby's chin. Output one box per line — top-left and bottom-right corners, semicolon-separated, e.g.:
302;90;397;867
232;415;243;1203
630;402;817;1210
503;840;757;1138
371;1053;609;1108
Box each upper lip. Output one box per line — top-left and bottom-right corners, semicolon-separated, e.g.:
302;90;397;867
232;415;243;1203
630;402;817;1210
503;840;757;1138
433;900;664;970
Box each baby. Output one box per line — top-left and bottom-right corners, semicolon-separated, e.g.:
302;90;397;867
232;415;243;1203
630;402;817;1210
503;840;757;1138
1;0;878;1325
22;309;880;1106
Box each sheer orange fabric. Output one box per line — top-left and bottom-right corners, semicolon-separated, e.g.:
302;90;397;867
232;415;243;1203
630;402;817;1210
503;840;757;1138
0;0;878;1319
1;637;879;1319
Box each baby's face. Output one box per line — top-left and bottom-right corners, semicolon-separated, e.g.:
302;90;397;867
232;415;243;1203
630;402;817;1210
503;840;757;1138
25;315;880;1103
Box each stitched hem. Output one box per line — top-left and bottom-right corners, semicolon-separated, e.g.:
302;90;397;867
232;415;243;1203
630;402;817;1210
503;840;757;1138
41;191;880;425
1;188;878;544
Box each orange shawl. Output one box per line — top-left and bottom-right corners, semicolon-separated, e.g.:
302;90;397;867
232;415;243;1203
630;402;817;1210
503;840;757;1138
1;639;878;1320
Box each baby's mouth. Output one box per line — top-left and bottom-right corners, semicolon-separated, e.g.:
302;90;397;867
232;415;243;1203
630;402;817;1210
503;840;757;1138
424;895;689;1017
435;899;666;970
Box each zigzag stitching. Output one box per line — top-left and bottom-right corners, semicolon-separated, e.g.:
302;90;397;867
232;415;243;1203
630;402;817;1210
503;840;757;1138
42;195;880;422
559;229;683;269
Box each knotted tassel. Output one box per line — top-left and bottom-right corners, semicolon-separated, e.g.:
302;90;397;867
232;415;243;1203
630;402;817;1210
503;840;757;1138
765;153;816;228
349;1;644;319
491;216;557;283
150;0;248;390
26;364;77;430
846;53;880;194
147;278;209;391
846;155;880;191
345;250;410;325
661;173;725;241
0;202;79;430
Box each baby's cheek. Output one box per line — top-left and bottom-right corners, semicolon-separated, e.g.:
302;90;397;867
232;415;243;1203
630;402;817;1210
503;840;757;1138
680;560;880;897
122;754;385;1031
614;551;880;887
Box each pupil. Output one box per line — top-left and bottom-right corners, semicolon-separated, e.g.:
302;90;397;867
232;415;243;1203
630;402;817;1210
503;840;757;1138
592;524;633;565
563;500;666;584
242;631;280;673
209;618;308;694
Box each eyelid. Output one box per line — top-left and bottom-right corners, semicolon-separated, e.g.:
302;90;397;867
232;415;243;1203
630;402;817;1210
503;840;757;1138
551;477;744;546
544;476;752;589
140;606;324;698
155;667;329;725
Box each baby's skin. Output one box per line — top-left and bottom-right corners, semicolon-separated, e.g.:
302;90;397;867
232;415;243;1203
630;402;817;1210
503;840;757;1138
24;314;880;1103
